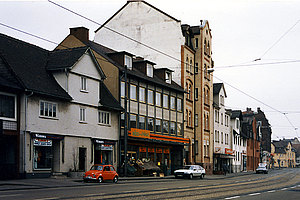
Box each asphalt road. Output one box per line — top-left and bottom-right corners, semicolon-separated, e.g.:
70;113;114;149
0;168;299;200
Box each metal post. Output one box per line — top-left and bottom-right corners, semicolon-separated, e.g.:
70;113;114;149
124;65;128;177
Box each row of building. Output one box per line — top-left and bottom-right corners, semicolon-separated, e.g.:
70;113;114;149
0;0;298;179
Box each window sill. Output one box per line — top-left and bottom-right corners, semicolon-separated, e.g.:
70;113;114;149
80;90;89;93
79;121;87;124
39;116;59;120
98;123;111;127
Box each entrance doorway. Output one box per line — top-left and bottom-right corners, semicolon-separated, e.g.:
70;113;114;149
79;147;86;172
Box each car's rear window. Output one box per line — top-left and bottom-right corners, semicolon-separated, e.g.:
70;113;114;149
91;166;103;171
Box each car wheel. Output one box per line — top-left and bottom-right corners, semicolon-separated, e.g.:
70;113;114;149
98;177;103;183
189;174;193;179
200;174;204;179
113;176;118;183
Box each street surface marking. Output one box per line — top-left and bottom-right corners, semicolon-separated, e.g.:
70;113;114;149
225;196;240;199
34;197;59;200
267;190;276;193
0;194;21;198
290;186;296;189
248;193;260;196
281;188;288;190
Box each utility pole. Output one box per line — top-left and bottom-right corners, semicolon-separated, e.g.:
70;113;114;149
124;65;128;177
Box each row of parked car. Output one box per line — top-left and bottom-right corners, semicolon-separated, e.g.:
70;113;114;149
83;163;268;183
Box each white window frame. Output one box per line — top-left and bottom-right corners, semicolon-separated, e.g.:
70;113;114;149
79;107;86;123
139;87;146;103
156;92;162;107
121;81;125;98
125;55;132;70
130;84;137;100
147;89;154;105
0;92;17;121
170;96;176;110
146;63;153;77
163;94;169;108
177;98;182;112
98;110;111;125
80;76;88;92
165;72;171;84
39;100;58;119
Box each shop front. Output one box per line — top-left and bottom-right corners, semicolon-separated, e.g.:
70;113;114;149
30;133;64;178
121;128;189;176
93;139;116;165
213;148;235;174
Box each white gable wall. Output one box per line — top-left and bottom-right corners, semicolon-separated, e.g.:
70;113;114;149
94;1;185;85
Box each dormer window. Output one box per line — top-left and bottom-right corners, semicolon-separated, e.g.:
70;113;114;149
146;63;153;77
124;55;132;70
165;71;171;84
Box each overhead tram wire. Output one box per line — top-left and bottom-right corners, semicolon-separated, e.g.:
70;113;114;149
2;3;299;137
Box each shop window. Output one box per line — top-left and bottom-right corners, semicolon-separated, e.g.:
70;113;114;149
139;116;146;130
155;119;161;133
130;114;137;128
170;122;176;135
98;111;110;125
156;92;161;107
148;89;154;104
33;139;52;169
130;84;137;100
163;120;169;134
147;118;154;132
139;87;146;103
0;93;16;120
40;101;57;118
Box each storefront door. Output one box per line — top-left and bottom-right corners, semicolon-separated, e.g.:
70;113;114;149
79;147;86;172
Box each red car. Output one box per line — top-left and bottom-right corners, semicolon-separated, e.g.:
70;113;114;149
83;164;119;183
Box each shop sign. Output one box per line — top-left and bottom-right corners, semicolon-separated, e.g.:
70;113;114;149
34;138;52;146
148;147;155;153
164;148;170;154
130;128;150;138
101;144;113;151
35;134;46;138
156;148;162;153
215;147;221;153
33;133;64;140
94;139;105;144
139;147;147;152
225;148;234;155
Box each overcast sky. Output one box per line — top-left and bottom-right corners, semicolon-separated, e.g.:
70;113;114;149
1;0;299;140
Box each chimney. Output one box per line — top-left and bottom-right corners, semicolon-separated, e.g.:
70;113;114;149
70;27;89;43
246;107;251;112
257;107;261;112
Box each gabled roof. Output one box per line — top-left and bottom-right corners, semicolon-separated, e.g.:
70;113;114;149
231;110;243;120
213;83;224;95
95;0;181;33
0;54;23;91
99;82;123;111
0;33;72;100
47;46;106;80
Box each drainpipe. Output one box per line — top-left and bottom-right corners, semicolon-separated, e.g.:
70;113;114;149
24;90;33;177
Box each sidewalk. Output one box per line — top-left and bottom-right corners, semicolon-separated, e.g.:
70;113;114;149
0;171;255;191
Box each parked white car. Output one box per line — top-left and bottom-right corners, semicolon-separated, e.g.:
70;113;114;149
174;165;206;179
256;163;268;174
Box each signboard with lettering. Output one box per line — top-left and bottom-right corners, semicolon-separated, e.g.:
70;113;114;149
101;144;113;151
156;148;162;153
225;148;234;155
130;128;150;139
33;139;52;146
139;147;147;152
164;148;170;154
148;147;155;153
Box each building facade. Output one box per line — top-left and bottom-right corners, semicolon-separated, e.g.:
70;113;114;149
242;108;261;171
0;33;122;178
229;110;247;173
94;0;214;174
271;140;296;168
213;83;233;174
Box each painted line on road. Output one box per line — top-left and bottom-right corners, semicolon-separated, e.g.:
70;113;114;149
225;196;240;199
248;193;260;196
34;197;59;200
290;186;296;189
281;188;288;191
0;194;21;198
267;190;276;193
